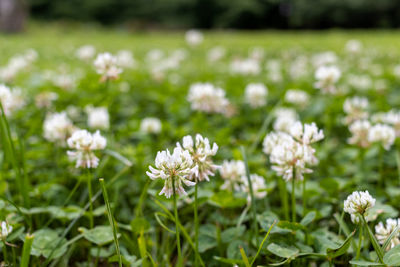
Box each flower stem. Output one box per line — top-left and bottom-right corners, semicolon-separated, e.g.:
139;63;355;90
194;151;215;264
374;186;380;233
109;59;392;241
2;241;7;264
302;176;306;217
194;182;199;267
172;178;182;266
291;168;296;223
279;178;289;220
361;215;384;263
87;170;94;229
356;226;363;259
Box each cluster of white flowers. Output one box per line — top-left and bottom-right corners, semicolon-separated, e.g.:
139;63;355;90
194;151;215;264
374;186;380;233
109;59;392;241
345;40;363;54
368;123;396;150
343;96;369;125
343;190;376;224
314;65;341;94
140;117;162;134
375;218;400;250
67;130;107;169
93;52;123;82
185;30;204;46
43;112;75;144
311;51;337;68
187;83;230;115
0;221;12;240
0;49;37;82
265;60;283;82
219;160;246;191
86;106;110;130
378;109;400;137
264;122;324;181
230;58;261;75
347;74;372;91
240;174;267;201
207;46;226;62
348;120;371;148
244;83;268;108
0;84;25;116
284;89;309;107
147;49;187;80
289;56;309;80
273;108;299;133
177;134;219;182
147;147;197;198
116;50;136;69
76;45;96;61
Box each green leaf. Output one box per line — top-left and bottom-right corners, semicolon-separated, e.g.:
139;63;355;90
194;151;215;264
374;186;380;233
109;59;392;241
267;243;299;258
326;230;355;259
349;260;386;266
300;211;316;226
80;226;117;246
277;220;306;232
30;229;67;259
384;244;400;266
221;226;246;243
227;240;247;260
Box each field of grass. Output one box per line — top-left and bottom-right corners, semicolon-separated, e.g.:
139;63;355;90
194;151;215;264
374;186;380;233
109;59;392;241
1;24;400;266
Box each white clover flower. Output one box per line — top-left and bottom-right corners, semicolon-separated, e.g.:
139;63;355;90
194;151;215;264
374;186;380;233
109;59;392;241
240;174;267;201
344;191;376;223
348;120;371;148
35;91;58;108
76;45;96;61
347;74;372;91
146;49;164;62
185;30;204;46
381;110;400;137
67;130;107;169
262;131;292;155
343;96;369;125
207;46;226;62
290;122;324;146
244;83;268;108
345;40;363;54
116;50;136;69
368;124;396;150
375;218;400;250
93;52;123;82
284;89;309;107
0;84;25;116
265;60;282;82
0;50;36;82
140;117;162;134
187;83;230;114
314;65;341;94
0;221;12;240
86;106;110;130
230;58;261;75
219;160;245;191
52;73;77;90
146;147;197;198
177;134;219;182
311;51;337;67
273;108;299;133
289;56;309;80
43;112;75;144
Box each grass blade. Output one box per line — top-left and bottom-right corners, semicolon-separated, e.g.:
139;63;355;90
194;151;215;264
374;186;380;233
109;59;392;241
20;234;34;267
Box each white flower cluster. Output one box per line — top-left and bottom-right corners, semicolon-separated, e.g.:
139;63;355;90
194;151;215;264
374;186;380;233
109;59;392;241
348;120;371;148
266;60;283;83
219;160;246;191
43;112;75;144
185;30;203;46
0;84;25;116
263;122;324;181
67;130;107;169
284;89;309;107
377;109;400;137
240;174;267;201
0;49;37;83
343;190;376;224
244;83;268;108
93;52;123;82
343;96;369;125
314;65;341;94
76;45;96;61
347;74;372;91
147;147;197;198
273;108;299;133
312;51;337;68
86;106;110;130
230;58;261;75
348;120;395;150
368;124;396;150
177;134;219;182
0;221;12;240
345;39;363;54
187;83;230;115
207;46;226;62
116;50;136;69
375;218;400;250
140;117;162;134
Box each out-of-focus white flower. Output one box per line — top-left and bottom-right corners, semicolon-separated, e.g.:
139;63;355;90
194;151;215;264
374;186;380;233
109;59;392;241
312;51;337;67
177;134;219;182
314;65;341;94
244;83;268;108
94;53;123;82
262;131;292;155
219;160;245;191
146;49;164;62
185;30;204;46
146;147;197;198
67;130;106;169
230;58;261;75
345;40;362;54
52;73;77;90
249;47;265;61
116;50;136;69
290;122;324;145
343;96;369;125
393;65;400;78
240;174;267;201
368;124;395;150
207;46;226;62
76;45;96;61
347;74;372;91
344;190;375;224
85;106;110;130
289;56;309;80
284;89;309;107
43;112;75;144
273;108;299;133
0;84;25;116
348;120;371;148
0;50;37;82
140;117;162;134
378;110;400;137
187;82;229;114
35;92;58;108
375;218;400;250
0;221;12;240
266;60;282;82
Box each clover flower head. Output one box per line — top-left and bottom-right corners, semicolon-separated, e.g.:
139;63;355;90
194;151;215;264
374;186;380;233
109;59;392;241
348;120;371;148
0;84;25;116
273;108;299;133
284;89;309;107
76;45;96;61
314;65;341;94
240;174;267;201
0;221;12;240
344;191;376;222
185;30;204;46
290;122;324;145
43;112;75;144
93;52;123;82
86;106;110;130
140;117;162;134
368;123;395;150
244;83;268;108
219;160;245;191
67;129;106;168
230;58;261;75
187;82;230;114
343;96;369;125
375;218;400;250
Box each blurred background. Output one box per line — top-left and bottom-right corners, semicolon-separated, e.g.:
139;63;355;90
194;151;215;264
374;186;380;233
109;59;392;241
2;0;400;32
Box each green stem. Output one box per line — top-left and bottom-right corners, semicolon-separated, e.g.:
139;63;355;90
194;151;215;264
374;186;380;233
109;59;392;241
2;241;7;264
280;179;289;220
291;169;296;223
87;170;94;229
378;147;384;188
302;176;306;217
172;178;182;266
21;234;34;267
361;216;384;263
194;182;199;267
356;226;363;259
